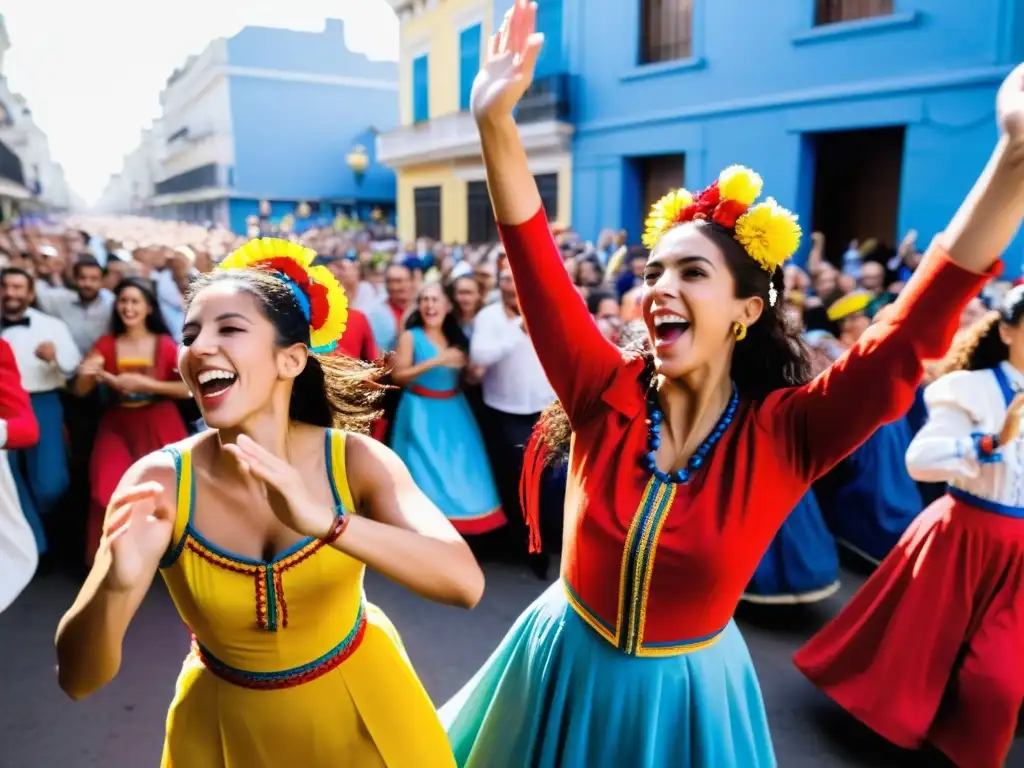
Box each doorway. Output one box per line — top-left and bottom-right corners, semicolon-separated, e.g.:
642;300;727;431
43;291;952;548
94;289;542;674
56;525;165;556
809;126;905;266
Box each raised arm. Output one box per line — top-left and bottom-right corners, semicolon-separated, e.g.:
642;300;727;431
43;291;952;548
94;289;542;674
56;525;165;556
474;0;621;423
767;65;1024;482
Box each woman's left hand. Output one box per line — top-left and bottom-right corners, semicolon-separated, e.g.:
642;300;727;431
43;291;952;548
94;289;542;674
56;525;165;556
223;434;335;539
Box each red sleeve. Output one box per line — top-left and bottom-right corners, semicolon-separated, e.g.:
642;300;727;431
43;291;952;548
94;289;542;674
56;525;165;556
157;335;180;380
92;335;116;374
0;339;39;450
763;241;1000;482
497;207;623;426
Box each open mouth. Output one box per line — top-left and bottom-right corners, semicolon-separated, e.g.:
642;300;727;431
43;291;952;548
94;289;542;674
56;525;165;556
653;314;691;346
196;369;237;400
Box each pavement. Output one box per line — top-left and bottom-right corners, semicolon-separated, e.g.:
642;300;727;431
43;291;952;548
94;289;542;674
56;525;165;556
0;559;1020;767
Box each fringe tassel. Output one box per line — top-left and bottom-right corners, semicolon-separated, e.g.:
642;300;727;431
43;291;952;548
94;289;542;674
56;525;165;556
519;428;550;555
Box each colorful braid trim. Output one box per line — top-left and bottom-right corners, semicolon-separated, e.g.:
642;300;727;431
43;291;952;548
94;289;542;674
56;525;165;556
193;603;368;690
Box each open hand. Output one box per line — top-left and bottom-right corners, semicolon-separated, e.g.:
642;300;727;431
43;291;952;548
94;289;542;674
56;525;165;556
111;372;152;394
997;63;1024;141
223;434;335;539
470;0;544;125
101;482;174;592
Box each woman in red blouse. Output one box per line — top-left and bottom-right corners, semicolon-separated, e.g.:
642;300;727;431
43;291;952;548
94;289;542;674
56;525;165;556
75;278;190;566
0;337;40;612
439;4;1024;766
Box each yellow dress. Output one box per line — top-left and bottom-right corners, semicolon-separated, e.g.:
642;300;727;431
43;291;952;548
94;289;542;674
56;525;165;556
157;429;456;767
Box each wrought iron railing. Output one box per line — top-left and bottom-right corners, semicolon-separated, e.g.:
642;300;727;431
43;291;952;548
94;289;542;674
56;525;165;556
517;73;571;124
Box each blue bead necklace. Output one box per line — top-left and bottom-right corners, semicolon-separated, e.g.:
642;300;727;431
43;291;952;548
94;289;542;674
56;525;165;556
643;382;739;485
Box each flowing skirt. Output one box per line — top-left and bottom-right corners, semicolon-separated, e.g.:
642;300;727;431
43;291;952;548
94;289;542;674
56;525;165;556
744;491;840;604
794;493;1024;768
442;582;776;767
391;390;504;534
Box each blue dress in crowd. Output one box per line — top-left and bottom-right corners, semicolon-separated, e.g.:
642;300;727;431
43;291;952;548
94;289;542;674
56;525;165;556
390;328;505;535
823;417;923;564
744;490;840;603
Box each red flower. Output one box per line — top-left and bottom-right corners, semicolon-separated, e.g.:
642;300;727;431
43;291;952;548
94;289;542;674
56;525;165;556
261;258;310;289
307;283;330;329
712;199;748;229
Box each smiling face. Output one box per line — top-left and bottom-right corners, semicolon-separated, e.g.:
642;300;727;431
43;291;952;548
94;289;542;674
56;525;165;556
115;284;151;330
417;282;449;328
179;278;308;429
641;222;764;380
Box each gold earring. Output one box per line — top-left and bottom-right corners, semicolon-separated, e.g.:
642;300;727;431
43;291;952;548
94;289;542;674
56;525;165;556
733;322;747;341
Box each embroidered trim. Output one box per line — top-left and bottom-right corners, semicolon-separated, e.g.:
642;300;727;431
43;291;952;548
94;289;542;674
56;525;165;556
193;603;367;689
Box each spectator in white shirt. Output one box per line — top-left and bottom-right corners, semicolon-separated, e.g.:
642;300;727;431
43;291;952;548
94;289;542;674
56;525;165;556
470;265;555;576
0;267;81;558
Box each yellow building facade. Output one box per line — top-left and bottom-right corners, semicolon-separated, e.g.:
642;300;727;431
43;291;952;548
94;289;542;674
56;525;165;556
379;0;573;245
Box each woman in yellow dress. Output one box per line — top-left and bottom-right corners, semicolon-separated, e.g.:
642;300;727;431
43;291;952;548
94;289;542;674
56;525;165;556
55;239;483;767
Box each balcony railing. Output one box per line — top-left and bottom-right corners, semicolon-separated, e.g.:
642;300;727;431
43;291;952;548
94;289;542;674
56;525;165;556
155;163;226;196
517;74;572;124
376;73;573;168
0;139;25;185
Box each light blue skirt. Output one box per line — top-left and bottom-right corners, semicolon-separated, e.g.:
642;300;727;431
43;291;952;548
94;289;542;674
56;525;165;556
441;582;777;767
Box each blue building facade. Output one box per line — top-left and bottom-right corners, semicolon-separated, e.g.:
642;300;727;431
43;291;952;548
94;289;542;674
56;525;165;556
496;0;1024;269
153;20;398;234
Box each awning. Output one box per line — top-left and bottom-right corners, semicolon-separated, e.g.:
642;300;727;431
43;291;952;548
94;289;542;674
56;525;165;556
0;176;32;201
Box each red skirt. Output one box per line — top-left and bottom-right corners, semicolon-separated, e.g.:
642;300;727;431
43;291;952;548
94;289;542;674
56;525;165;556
85;401;188;566
794;492;1024;768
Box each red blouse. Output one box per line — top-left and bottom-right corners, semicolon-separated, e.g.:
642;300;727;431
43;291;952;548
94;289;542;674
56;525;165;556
501;208;995;657
0;338;39;450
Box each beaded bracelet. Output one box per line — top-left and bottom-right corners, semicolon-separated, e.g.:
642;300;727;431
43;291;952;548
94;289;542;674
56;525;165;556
323;508;350;544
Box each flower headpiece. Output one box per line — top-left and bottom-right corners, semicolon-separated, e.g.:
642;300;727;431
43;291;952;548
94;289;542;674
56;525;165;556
217;238;348;354
642;165;801;306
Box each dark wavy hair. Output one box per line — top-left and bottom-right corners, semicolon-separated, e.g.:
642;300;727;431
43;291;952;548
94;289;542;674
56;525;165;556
405;283;470;352
111;277;172;337
185;269;385;433
932;286;1024;376
536;219;812;463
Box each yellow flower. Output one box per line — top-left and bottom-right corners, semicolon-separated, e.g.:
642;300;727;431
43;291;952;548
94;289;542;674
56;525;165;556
219;237;316;271
718;165;763;207
734;198;802;273
642;188;694;249
307;265;349;353
218;238;349;353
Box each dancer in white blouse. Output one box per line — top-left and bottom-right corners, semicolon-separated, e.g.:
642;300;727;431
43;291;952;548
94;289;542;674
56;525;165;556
796;285;1024;768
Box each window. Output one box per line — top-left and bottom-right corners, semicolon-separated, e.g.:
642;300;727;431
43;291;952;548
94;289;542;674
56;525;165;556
467;181;499;244
639;0;693;65
412;54;430;123
638;154;685;224
414;186;441;240
459;24;482;112
815;0;893;25
535;173;559;221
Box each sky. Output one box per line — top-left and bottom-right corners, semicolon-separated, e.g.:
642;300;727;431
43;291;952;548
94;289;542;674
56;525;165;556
1;0;400;206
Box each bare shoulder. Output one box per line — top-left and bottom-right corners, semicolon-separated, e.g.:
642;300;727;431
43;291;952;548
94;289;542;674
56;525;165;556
343;431;407;502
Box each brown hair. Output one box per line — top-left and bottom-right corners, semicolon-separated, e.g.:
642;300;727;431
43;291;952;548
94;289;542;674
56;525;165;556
535;220;812;463
186;269;385;433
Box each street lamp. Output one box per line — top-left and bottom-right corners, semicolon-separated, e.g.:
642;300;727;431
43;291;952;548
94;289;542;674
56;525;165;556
346;144;369;181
